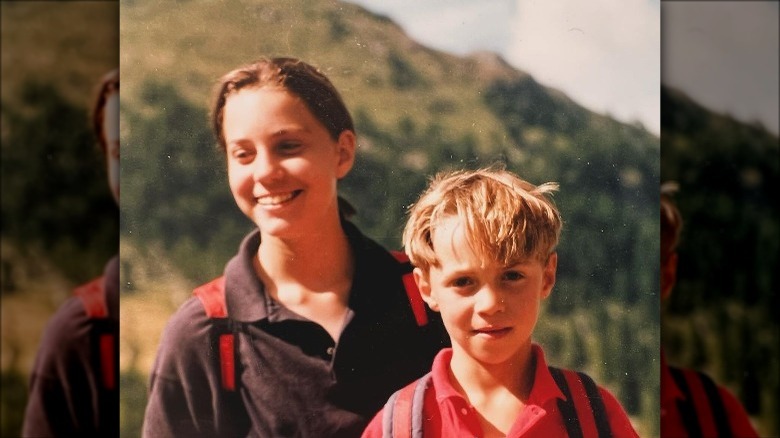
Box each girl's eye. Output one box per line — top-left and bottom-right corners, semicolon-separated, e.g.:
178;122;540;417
233;150;249;158
277;141;302;155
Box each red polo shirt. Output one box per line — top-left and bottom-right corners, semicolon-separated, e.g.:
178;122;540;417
661;353;759;437
362;344;638;437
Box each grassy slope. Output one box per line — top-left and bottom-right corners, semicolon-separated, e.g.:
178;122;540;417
120;0;551;153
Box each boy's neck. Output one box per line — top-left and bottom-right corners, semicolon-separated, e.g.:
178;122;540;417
449;343;536;401
448;343;536;435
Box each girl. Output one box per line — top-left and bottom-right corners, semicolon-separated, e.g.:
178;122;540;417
142;58;447;437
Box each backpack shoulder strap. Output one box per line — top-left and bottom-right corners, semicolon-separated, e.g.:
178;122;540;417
549;366;612;438
193;276;236;391
382;372;432;438
74;276;108;318
74;276;116;390
696;371;731;438
670;366;731;438
193;276;228;318
669;366;702;437
389;250;428;326
577;371;612;438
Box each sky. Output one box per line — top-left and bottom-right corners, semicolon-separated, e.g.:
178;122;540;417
662;2;779;136
343;0;661;135
343;1;780;137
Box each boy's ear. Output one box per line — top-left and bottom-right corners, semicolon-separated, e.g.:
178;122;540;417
413;267;439;312
540;253;558;299
335;130;356;179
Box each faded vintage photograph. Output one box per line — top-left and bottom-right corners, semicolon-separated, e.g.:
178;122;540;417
118;0;660;436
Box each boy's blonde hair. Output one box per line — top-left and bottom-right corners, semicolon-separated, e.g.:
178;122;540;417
403;167;562;272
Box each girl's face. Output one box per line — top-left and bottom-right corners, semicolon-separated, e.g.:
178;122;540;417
103;92;120;203
222;87;355;240
415;216;557;368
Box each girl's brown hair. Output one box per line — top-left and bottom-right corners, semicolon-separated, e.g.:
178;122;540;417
211;57;354;151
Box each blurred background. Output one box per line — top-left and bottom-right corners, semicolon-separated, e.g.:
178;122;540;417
1;1;119;436
118;0;659;436
661;2;779;436
4;2;775;437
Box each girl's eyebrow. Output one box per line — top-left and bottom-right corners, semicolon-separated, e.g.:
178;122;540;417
226;126;312;146
271;126;310;137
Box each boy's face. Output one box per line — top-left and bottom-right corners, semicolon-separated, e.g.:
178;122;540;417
414;216;557;367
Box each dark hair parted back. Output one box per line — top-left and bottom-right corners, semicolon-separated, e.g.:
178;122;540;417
91;69;119;153
211;57;354;151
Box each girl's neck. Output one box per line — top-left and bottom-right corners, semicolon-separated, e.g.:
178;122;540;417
254;216;355;341
257;219;353;291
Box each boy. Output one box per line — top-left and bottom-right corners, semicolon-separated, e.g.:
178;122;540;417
660;186;758;437
362;168;638;437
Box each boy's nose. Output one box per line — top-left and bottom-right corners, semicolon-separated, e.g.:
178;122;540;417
474;285;504;315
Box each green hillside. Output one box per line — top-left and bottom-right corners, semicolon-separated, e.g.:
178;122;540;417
1;3;119;436
660;85;778;436
1;2;119;109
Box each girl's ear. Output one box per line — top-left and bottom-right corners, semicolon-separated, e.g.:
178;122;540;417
413;267;439;312
335;130;356;179
540;252;558;299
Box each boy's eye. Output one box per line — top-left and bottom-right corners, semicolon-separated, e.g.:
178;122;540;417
502;270;524;282
450;277;474;288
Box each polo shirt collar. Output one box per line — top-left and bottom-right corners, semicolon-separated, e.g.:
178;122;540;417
429;343;565;406
223;222;382;323
527;343;566;405
224;229;266;322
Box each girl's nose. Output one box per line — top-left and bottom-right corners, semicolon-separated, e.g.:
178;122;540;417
253;150;283;182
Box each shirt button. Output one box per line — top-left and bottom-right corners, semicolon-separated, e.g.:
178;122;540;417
460;407;469;416
326;347;335;356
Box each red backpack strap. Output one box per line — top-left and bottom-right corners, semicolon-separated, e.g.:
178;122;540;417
382;372;432;438
193;276;228;318
74;276;115;390
74;276;108;318
390;250;428;326
550;367;612;438
193;276;235;391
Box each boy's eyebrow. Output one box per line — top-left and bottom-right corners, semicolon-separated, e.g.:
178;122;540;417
436;264;474;277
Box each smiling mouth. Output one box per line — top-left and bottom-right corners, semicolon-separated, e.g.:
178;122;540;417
256;190;302;206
